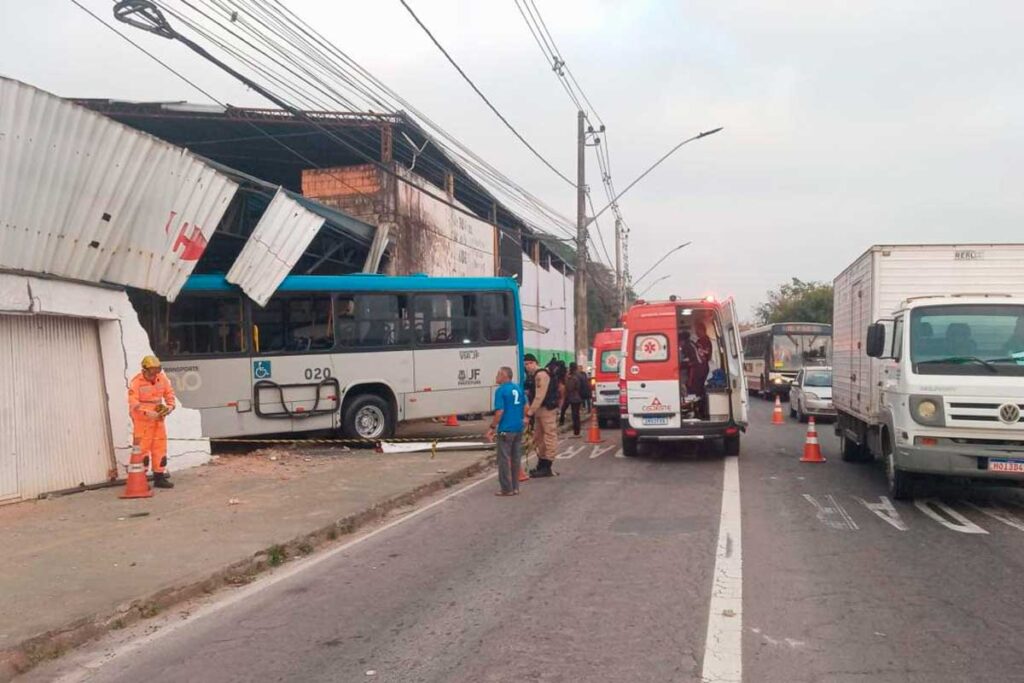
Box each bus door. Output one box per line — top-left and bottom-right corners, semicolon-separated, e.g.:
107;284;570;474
719;299;749;426
249;295;340;432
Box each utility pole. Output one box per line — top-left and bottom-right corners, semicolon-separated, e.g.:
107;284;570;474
614;214;622;315
574;110;588;364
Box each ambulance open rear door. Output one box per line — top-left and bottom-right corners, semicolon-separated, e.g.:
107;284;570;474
719;298;749;427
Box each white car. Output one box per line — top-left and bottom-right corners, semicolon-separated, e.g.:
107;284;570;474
789;367;835;422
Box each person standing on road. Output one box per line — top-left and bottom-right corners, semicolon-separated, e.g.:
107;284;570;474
565;362;586;438
486;366;525;496
524;353;559;477
128;355;177;489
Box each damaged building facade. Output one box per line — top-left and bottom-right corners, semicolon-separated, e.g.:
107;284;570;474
0;79;577;502
77;100;577;363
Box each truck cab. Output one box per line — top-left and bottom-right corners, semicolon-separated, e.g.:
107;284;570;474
590;327;624;427
865;295;1024;497
619;297;748;456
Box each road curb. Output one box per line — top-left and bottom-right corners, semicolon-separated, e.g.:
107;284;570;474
0;452;496;682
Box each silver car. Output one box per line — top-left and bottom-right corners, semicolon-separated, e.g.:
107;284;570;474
789;367;835;422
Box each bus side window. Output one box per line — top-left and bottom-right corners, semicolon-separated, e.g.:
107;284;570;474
166;295;246;356
250;296;335;353
480;293;512;342
414;294;481;345
339;295;410;348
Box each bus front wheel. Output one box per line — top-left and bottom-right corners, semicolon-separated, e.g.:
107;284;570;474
343;394;393;441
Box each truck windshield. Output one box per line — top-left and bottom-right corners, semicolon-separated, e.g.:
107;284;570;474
772;334;832;371
910;304;1024;376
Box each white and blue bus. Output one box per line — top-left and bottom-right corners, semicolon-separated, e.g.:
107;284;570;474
131;274;524;439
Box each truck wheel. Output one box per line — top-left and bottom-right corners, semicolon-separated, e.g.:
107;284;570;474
723;434;740;456
342;394;393;441
621;434;639;457
884;439;914;500
797;403;808;423
840;434;870;463
598;416;608;429
789;404;797;418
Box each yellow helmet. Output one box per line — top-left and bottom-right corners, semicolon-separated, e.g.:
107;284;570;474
141;355;162;370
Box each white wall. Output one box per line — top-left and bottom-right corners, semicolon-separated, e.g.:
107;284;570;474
394;166;496;277
0;273;210;475
519;252;574;359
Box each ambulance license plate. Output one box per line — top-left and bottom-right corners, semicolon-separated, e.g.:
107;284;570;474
989;458;1024;473
642;416;669;426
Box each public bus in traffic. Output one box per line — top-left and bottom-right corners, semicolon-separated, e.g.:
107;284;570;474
129;273;523;439
740;322;832;399
619;296;748;457
590;327;623;427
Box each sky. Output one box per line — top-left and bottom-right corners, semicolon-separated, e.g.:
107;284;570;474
2;0;1023;319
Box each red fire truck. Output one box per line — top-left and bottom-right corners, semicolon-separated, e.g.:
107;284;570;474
619;296;748;457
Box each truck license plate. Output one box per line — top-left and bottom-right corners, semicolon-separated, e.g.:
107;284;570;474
989;458;1024;473
642;417;669;426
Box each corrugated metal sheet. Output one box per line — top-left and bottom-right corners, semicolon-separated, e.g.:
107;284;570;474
0;77;238;300
225;188;326;306
0;315;114;502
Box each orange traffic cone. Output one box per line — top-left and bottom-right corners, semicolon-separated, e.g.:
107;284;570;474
771;396;785;425
445;414;459;427
585;410;604;444
120;445;153;499
800;417;826;463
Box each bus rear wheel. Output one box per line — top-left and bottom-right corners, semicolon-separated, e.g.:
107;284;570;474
343;394;393;441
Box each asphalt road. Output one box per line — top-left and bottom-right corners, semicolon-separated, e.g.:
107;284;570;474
28;401;1024;683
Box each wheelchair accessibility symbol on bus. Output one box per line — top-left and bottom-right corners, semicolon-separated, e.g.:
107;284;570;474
253;360;272;380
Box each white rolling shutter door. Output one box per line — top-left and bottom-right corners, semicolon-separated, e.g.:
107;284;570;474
0;315;114;503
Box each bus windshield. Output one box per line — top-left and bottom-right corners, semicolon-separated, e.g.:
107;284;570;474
773;334;831;371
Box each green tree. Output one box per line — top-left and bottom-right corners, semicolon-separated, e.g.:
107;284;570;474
755;278;833;325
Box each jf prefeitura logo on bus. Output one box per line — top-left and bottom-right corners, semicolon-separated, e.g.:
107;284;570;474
458;368;482;386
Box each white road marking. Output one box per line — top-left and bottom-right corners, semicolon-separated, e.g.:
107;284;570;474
855;496;909;531
965;502;1024;532
590;444;618;459
701;457;742;683
613;448;625;458
802;494;859;531
52;470;499;682
556;443;587;459
914;499;989;534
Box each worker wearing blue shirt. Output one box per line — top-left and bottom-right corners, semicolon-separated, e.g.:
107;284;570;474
486;366;525;496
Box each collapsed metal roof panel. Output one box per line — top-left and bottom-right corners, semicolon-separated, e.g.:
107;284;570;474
198;156;376;247
226;188;326;306
0;78;239;300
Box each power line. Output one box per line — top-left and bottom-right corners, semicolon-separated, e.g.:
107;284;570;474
248;0;578;237
397;0;575;188
73;0;512;255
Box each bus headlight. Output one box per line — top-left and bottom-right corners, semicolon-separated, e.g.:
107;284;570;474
910;395;945;427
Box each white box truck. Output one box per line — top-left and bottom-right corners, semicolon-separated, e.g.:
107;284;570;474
833;244;1024;499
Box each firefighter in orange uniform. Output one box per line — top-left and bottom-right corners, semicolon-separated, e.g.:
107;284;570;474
129;356;177;489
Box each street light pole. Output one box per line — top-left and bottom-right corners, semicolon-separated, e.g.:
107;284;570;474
633;241;692;288
637;274;670;297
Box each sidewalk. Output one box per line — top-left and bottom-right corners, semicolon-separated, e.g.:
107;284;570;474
0;419;495;679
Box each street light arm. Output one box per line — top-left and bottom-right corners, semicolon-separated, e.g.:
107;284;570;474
587;127;723;226
633;241;691;287
638;274;671;297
